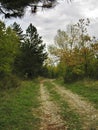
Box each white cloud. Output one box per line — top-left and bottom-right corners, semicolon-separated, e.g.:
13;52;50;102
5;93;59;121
1;0;98;45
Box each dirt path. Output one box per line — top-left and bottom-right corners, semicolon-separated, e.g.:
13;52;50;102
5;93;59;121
40;81;67;130
51;81;98;130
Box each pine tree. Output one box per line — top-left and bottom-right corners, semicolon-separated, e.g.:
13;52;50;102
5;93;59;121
16;23;47;78
12;22;24;42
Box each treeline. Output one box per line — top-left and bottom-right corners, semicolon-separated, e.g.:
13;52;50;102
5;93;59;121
0;21;47;89
48;19;98;82
0;19;98;90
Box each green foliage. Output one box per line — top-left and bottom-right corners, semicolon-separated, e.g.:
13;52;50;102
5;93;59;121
63;65;85;83
46;65;58;78
48;19;98;82
57;62;66;77
0;20;47;89
0;74;20;90
0;21;18;73
12;22;24;41
14;23;47;78
0;21;19;76
64;67;80;83
0;21;21;89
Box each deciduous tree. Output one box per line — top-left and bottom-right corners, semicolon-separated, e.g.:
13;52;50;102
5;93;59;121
0;21;19;78
48;19;98;81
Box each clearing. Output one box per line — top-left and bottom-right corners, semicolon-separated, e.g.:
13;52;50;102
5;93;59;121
0;79;98;130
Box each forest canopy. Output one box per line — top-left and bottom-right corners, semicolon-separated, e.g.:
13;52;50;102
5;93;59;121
0;20;47;89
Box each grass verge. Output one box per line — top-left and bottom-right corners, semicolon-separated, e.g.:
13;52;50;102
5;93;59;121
44;81;82;130
0;80;40;130
55;79;98;109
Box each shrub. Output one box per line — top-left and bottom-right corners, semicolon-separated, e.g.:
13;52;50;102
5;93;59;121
63;67;84;83
0;74;20;90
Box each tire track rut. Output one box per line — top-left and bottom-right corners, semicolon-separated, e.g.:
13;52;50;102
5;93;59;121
40;82;67;130
51;82;98;130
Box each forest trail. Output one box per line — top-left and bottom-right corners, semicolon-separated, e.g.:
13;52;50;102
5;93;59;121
39;80;67;130
51;81;98;130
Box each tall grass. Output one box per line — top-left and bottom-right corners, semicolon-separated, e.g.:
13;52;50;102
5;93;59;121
0;81;41;130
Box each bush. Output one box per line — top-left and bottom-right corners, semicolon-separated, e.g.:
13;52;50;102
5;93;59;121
0;74;20;90
63;67;84;83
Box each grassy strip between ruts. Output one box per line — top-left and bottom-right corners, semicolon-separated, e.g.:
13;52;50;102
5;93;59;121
54;79;98;109
44;81;83;130
0;80;41;130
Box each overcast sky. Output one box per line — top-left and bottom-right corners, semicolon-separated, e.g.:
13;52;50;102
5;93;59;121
1;0;98;46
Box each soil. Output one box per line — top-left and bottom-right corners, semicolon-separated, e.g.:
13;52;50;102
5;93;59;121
39;79;98;130
52;81;98;130
39;81;67;130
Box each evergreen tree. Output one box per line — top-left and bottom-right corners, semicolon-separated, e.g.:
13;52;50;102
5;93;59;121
0;0;57;18
16;23;47;78
0;0;71;18
12;22;24;42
